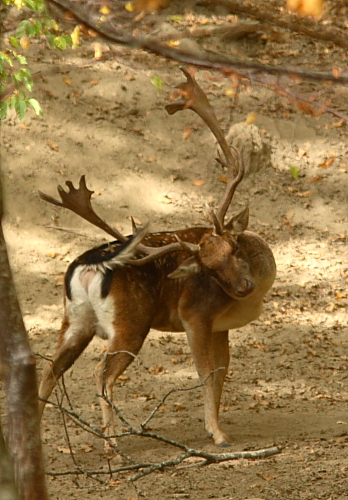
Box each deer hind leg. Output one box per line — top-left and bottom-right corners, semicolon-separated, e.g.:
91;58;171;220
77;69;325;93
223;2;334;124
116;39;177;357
94;316;151;456
38;303;96;419
184;319;230;447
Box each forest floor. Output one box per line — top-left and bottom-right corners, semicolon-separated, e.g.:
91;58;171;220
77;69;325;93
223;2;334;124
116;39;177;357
1;1;348;499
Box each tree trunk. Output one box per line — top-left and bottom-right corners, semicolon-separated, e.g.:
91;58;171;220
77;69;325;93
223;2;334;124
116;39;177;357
0;175;49;500
0;420;19;500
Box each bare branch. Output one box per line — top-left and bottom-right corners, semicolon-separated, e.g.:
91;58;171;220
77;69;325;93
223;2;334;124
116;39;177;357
141;367;226;429
41;372;281;482
43;397;281;481
45;0;348;85
209;0;348;50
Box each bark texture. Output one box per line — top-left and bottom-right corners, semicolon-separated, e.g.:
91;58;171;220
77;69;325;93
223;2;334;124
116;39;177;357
0;175;48;500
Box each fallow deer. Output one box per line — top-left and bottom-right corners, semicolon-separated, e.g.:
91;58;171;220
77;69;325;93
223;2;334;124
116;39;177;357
38;69;276;452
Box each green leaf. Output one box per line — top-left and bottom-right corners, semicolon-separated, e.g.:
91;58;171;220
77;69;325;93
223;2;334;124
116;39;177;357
50;19;59;31
43;16;54;28
0;52;13;67
19;68;31;79
17;20;29;38
24;0;37;9
17;89;27;100
24;0;45;12
0;101;8;120
23;79;33;92
15;54;28;64
27;98;42;115
9;36;20;49
12;73;22;86
166;15;184;22
46;32;55;47
8;95;16;109
289;165;300;179
150;75;164;93
30;18;43;36
62;35;72;47
25;21;37;37
54;36;67;50
15;98;27;120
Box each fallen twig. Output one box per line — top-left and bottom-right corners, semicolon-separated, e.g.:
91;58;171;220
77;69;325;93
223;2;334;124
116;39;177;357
41;373;281;482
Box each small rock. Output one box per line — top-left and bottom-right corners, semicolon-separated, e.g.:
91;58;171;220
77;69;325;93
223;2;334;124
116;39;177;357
221;122;272;175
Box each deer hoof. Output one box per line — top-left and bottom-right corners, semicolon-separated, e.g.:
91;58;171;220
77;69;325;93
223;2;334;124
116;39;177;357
210;430;231;447
217;440;231;448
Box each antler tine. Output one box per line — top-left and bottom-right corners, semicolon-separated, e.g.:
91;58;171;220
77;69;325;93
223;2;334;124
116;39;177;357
214;146;244;225
129;231;201;266
123;240;187;266
39;176;128;242
130;216;137;234
165;67;245;227
175;234;200;254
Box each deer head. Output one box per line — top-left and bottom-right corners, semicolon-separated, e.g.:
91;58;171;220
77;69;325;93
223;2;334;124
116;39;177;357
167;207;253;298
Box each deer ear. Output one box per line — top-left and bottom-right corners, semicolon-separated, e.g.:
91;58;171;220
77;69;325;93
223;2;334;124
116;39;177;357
225;207;249;235
167;256;201;279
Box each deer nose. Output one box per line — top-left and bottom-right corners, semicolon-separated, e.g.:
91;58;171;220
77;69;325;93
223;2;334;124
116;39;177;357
234;278;255;297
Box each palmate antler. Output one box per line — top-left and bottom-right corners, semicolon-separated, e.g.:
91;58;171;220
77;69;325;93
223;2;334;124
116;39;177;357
39;177;182;264
39;68;245;263
39;176;128;242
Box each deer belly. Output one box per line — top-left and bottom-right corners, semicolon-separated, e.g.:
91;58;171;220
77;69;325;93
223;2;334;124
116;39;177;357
212;301;263;332
151;311;185;332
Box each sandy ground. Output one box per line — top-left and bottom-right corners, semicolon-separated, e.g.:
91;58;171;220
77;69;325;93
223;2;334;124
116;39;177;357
1;1;348;498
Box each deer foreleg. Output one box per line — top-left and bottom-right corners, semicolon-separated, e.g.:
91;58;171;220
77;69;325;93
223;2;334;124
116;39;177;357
212;330;230;415
184;320;230;446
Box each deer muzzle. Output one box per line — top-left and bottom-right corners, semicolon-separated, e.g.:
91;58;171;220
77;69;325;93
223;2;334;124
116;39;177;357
233;278;255;298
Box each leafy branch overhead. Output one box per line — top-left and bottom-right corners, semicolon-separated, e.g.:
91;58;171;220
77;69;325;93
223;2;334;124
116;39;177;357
1;0;347;121
1;0;72;119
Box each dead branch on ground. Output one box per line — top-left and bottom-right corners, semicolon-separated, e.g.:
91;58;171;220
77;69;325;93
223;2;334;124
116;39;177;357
39;360;281;483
